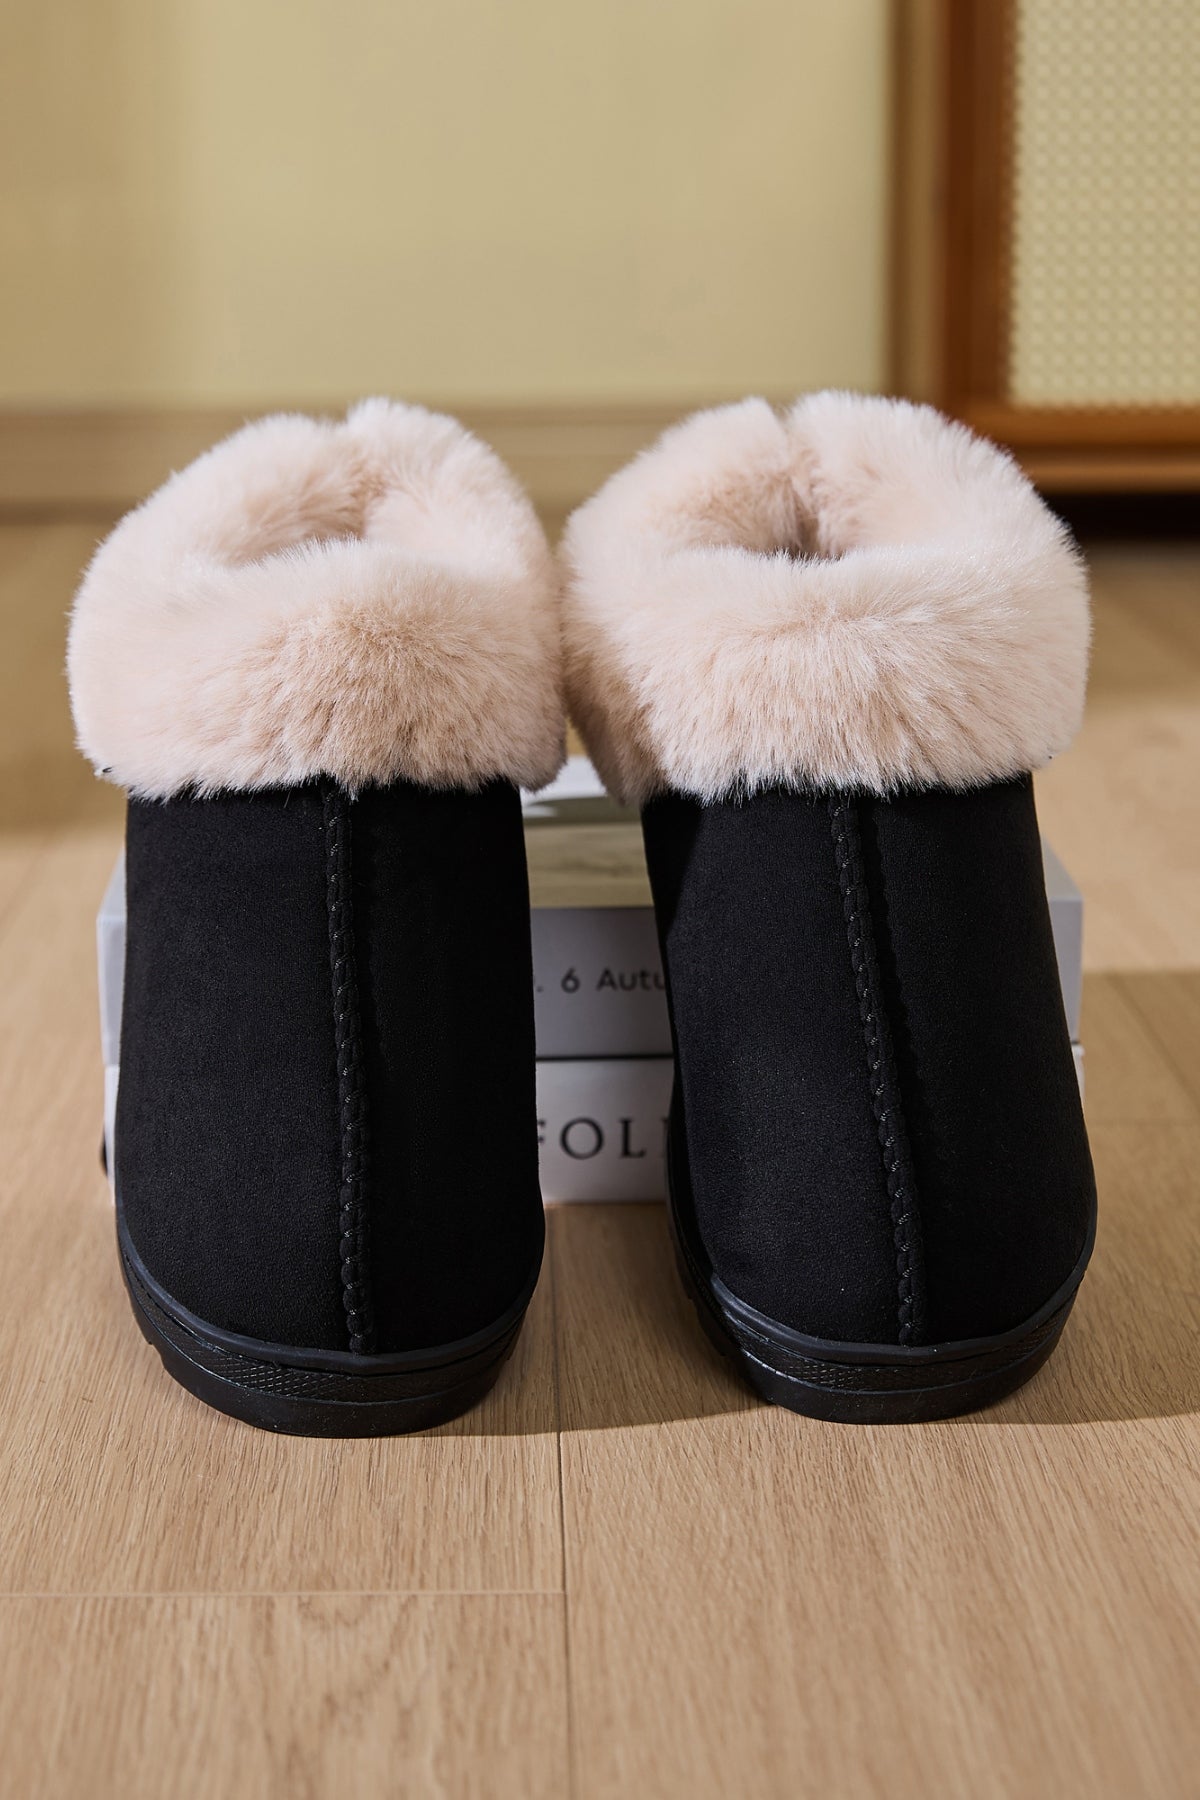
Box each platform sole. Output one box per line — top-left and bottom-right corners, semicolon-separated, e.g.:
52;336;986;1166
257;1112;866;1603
118;1219;532;1436
668;1199;1094;1425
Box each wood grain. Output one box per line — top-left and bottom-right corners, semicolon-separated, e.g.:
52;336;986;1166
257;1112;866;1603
555;1126;1200;1800
1;525;1199;1796
1076;974;1198;1123
0;1595;569;1800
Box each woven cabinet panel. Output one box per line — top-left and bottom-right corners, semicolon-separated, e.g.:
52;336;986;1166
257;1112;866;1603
1010;0;1200;406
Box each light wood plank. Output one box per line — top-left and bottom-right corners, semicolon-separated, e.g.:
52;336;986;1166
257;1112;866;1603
0;1594;568;1800
1036;555;1200;972
0;828;50;932
0;517;122;828
1116;970;1200;1113
1079;973;1199;1123
554;1125;1200;1799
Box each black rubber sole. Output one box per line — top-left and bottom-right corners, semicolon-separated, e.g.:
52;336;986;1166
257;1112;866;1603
668;1196;1095;1425
118;1217;533;1436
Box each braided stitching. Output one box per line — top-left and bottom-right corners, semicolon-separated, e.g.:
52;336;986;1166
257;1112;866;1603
828;797;926;1345
324;783;375;1355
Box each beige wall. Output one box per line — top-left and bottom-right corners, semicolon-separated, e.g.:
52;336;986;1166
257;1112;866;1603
0;1;887;408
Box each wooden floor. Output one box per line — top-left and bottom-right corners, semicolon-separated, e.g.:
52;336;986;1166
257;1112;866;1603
1;522;1198;1799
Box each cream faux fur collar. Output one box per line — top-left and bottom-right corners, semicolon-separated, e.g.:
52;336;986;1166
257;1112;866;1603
69;400;563;798
560;393;1090;804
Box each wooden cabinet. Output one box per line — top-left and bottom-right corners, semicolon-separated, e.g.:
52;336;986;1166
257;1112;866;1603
891;0;1200;491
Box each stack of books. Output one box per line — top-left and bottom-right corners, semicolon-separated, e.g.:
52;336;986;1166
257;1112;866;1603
524;760;1084;1199
97;758;1085;1203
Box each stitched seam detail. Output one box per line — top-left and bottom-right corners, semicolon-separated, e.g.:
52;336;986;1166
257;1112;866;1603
324;782;375;1355
829;796;927;1345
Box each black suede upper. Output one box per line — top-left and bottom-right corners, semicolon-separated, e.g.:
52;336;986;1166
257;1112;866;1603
117;779;544;1354
642;775;1096;1347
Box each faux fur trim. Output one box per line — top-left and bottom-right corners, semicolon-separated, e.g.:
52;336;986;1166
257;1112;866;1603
560;393;1090;804
68;400;563;797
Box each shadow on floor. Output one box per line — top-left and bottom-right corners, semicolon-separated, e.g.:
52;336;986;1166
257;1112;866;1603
454;1122;1200;1436
451;1201;750;1436
987;1271;1200;1429
110;961;1200;1440
544;1201;752;1433
544;1181;1200;1435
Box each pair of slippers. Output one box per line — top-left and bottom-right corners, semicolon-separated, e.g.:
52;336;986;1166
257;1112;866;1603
68;394;1096;1432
